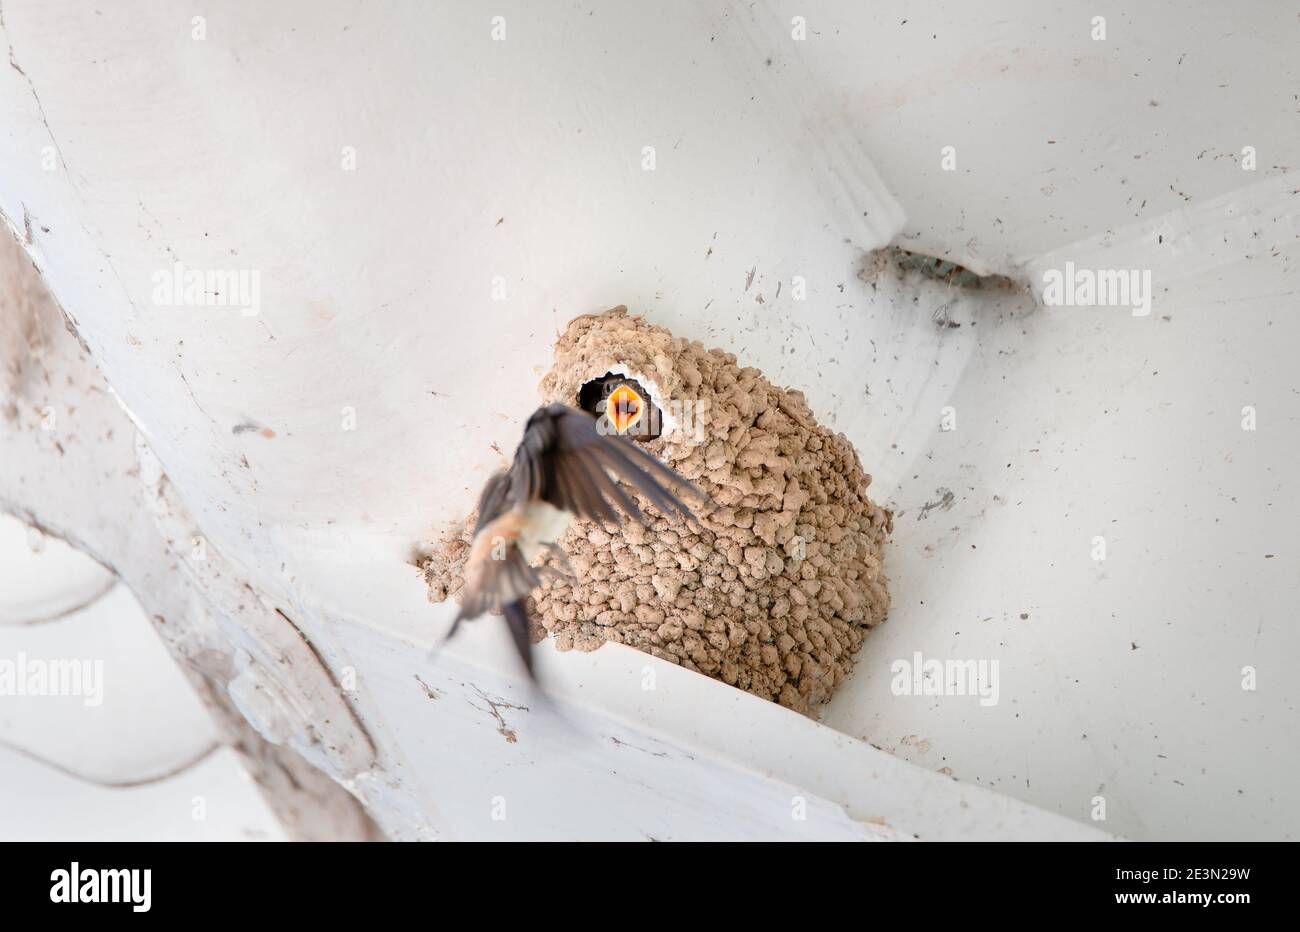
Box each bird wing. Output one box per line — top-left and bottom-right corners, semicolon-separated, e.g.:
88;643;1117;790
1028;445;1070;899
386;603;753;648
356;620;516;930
510;403;700;525
445;404;703;680
451;471;539;627
471;470;514;536
454;524;540;621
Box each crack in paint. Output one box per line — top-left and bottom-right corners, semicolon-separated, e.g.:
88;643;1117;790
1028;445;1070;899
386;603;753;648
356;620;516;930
610;736;669;758
467;685;527;744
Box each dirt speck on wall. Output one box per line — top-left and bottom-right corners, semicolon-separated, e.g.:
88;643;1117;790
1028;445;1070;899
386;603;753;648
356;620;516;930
422;307;891;715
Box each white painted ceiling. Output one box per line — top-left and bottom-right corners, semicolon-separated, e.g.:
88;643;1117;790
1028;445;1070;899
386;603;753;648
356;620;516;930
0;0;1295;839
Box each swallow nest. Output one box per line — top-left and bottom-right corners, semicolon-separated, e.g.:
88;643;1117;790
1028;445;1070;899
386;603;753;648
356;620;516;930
422;307;891;715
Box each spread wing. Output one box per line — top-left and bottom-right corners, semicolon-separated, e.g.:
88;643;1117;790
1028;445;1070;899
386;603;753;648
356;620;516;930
510;403;700;525
444;403;703;679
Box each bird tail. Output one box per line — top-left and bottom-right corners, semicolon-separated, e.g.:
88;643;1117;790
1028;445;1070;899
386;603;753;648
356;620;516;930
502;600;537;680
427;609;464;663
432;599;537;682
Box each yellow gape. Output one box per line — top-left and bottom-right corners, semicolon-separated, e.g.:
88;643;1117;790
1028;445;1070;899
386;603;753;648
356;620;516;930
607;384;643;434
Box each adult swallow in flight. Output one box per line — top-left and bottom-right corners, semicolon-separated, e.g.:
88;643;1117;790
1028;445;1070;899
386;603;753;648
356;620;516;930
446;403;701;677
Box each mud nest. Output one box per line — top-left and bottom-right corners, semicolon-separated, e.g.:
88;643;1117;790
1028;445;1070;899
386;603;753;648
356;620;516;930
422;307;891;715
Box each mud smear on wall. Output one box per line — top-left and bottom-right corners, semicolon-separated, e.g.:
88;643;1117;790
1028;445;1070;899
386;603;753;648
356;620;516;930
422;307;891;715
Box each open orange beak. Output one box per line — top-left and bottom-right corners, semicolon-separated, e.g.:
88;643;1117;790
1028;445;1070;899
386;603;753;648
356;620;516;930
607;384;644;434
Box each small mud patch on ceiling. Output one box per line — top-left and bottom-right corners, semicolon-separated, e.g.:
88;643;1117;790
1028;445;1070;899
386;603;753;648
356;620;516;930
422;307;892;716
861;246;1024;293
857;246;1035;331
